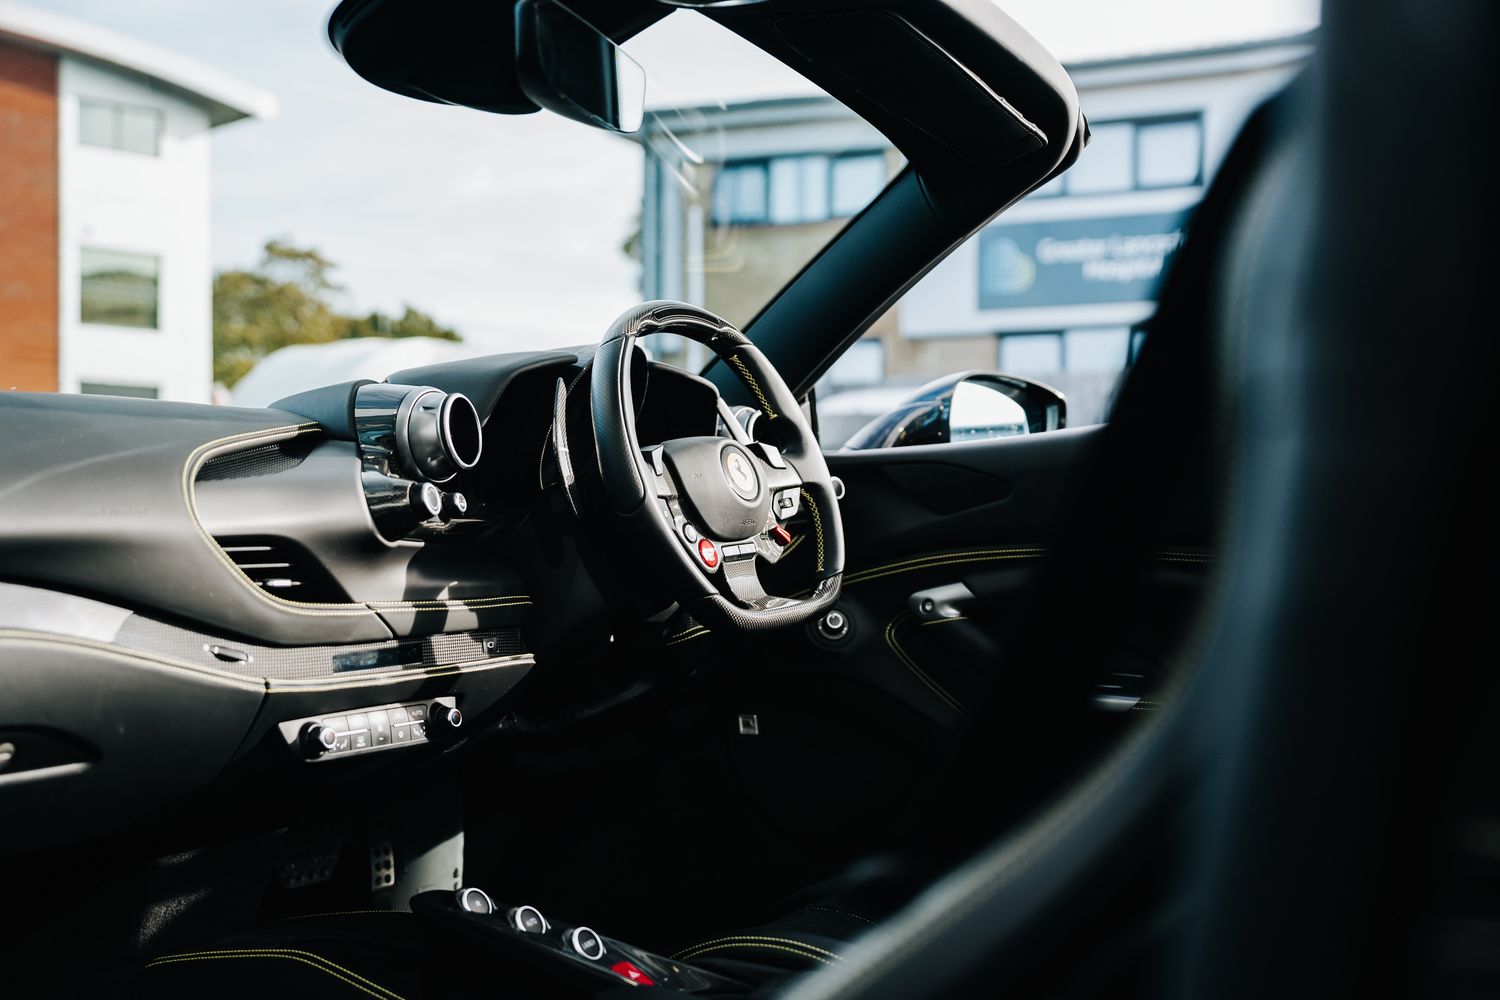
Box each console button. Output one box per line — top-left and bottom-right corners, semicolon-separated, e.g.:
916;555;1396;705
388;706;409;724
611;961;655;986
352;731;370;750
509;905;549;934
457;887;494;915
345;712;369;731
407;704;428;722
321;716;348;732
369;711;391;746
334;734;351;752
411;722;427;739
568;927;606;961
393;724;411;743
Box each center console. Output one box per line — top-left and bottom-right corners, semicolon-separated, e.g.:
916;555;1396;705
411;887;744;995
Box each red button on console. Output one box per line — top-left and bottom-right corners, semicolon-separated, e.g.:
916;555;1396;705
697;537;720;568
610;961;656;986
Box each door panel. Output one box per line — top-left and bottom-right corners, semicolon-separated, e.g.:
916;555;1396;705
720;424;1209;855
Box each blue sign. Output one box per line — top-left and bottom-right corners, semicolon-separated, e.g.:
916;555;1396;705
977;210;1193;310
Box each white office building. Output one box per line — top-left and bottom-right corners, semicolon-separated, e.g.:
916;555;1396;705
0;2;274;402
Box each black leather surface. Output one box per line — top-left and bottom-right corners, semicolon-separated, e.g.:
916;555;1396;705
0;392;394;645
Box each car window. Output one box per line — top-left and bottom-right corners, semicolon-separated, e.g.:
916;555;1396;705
811;40;1310;448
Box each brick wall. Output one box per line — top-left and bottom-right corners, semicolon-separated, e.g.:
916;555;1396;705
0;39;58;391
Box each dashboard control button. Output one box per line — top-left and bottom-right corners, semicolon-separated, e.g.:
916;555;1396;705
388;706;408;724
697;538;720;569
440;491;468;519
412;481;444;520
370;712;391;746
568;927;606;961
393;724;411;743
334;734;351;753
406;704;428;722
352;731;370;750
299;723;338;759
431;704;462;732
411;722;426;739
321;716;348;732
457;887;494;915
509;905;549;934
345;712;369;731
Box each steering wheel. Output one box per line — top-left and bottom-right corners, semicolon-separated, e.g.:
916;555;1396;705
588;300;844;632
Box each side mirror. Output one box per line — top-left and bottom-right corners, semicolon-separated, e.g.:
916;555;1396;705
515;0;647;134
842;372;1067;450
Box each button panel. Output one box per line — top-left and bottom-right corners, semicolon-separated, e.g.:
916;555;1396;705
278;697;457;762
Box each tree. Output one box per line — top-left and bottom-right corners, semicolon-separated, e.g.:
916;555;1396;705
213;240;460;387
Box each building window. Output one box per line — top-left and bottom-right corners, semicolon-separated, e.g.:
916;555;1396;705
79;98;162;156
999;332;1063;375
998;327;1132;375
712;151;887;226
1023;114;1203;200
1137;119;1203;188
1067;121;1135;194
822;338;885;389
81;248;160;329
830;152;886;217
80;382;159;399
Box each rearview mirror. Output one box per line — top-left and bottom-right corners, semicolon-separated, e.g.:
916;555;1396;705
515;0;647;134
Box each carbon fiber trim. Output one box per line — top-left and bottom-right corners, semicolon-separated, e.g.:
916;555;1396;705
197;438;315;481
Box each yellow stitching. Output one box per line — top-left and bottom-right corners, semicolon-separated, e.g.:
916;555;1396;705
265;654;534;694
843;547;1049;586
0;631;265;692
801;905;876;925
919;616;969;626
367;597;532;610
674;934;842;959
145;949;405;1000
800;490;825;573
729;355;778;419
678;942;835;965
665;627;710;647
779;533;804;558
885;612;965;714
284;910;412;919
847;551;1048;586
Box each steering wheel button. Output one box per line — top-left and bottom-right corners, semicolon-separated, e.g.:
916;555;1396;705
697;538;720;568
682;522;699;542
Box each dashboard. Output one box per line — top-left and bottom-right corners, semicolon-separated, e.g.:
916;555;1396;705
0;348;722;856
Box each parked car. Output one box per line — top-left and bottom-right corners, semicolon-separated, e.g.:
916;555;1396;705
0;1;1489;999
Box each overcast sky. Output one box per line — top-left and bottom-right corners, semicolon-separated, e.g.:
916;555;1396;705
33;0;1320;353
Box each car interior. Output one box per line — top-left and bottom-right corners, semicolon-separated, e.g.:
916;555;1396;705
1;1;1493;998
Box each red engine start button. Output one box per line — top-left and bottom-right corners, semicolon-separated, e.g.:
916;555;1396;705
697;537;720;568
611;960;656;986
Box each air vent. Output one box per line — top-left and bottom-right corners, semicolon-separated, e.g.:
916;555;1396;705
214;536;350;603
